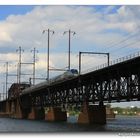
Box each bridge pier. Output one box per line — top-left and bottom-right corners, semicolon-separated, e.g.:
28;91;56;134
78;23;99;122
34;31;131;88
45;107;67;121
6;100;10;113
9;99;29;119
0;100;11;117
28;107;45;120
10;99;23;119
78;102;106;124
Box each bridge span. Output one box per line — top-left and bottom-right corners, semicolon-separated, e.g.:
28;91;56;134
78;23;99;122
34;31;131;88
1;53;140;124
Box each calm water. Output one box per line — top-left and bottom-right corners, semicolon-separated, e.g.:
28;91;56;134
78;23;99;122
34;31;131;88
0;115;140;133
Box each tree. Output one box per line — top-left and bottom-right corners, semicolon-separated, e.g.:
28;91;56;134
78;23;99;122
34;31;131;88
106;103;111;108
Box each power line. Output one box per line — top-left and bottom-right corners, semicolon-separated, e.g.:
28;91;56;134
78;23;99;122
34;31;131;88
109;39;140;54
63;29;76;70
42;28;55;81
16;46;24;84
5;62;8;99
101;29;140;52
31;48;38;85
84;39;140;69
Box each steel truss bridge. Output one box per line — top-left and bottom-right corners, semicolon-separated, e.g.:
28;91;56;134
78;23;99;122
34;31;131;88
14;52;140;110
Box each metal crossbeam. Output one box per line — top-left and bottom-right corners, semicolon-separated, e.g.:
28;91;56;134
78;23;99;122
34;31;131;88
79;51;110;74
3;54;140;109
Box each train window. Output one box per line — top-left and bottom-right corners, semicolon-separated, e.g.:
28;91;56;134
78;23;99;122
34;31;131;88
70;69;78;74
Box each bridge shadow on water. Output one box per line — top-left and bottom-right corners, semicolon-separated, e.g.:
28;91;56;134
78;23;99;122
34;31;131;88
0;115;140;133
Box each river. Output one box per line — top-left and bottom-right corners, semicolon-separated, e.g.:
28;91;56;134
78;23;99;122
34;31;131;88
0;115;140;133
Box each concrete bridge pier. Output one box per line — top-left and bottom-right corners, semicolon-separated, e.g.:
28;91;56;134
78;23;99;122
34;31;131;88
10;99;23;119
78;102;106;124
9;99;29;119
45;107;67;121
0;100;11;117
28;107;45;120
6;100;10;113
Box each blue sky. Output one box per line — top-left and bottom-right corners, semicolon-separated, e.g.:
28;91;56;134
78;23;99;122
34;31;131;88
0;5;139;74
0;5;121;20
0;5;140;107
0;5;139;69
0;5;35;20
0;5;124;54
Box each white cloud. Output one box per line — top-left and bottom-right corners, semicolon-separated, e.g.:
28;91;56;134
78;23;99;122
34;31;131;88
0;5;140;92
0;22;13;42
0;5;139;49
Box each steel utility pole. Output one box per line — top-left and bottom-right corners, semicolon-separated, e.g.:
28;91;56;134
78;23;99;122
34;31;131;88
42;29;54;81
31;48;38;85
16;46;24;84
1;82;5;100
5;62;8;99
79;51;110;75
63;29;76;70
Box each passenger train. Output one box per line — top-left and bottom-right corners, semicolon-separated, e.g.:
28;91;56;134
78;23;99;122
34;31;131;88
21;69;78;95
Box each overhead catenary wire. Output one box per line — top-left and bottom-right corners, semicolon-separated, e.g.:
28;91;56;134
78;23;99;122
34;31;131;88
108;39;140;54
78;26;140;70
111;37;140;50
81;30;140;72
101;30;140;52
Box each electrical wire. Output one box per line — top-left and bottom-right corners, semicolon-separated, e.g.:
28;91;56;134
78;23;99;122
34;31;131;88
109;39;140;54
102;30;140;52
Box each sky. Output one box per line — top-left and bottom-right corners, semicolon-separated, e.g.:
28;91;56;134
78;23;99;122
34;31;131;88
0;5;140;107
0;5;34;20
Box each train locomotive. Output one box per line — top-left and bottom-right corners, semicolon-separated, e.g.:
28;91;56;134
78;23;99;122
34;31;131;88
21;69;78;95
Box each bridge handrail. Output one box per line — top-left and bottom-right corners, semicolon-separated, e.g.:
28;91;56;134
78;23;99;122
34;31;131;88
82;51;140;74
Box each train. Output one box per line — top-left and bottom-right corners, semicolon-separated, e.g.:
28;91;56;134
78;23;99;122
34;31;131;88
21;69;79;95
49;69;78;83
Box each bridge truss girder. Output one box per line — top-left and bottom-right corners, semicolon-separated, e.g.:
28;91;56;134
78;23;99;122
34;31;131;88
18;56;140;109
23;74;140;109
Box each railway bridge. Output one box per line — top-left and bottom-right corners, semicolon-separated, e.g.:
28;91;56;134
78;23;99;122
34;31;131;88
1;52;140;124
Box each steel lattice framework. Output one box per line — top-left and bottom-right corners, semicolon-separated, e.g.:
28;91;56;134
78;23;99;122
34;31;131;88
17;56;140;109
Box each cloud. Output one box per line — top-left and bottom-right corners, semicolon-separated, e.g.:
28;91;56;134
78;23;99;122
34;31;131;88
0;5;140;50
0;22;13;42
0;5;140;91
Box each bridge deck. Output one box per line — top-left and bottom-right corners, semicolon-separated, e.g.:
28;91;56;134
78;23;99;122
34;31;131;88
1;54;140;108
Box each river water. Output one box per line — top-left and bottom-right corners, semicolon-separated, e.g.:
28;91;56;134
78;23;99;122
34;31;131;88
0;115;140;133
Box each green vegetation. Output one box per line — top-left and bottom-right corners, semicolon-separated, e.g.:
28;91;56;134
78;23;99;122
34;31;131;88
106;103;140;116
44;104;140;116
112;106;140;116
68;110;80;116
67;106;80;116
68;104;140;116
